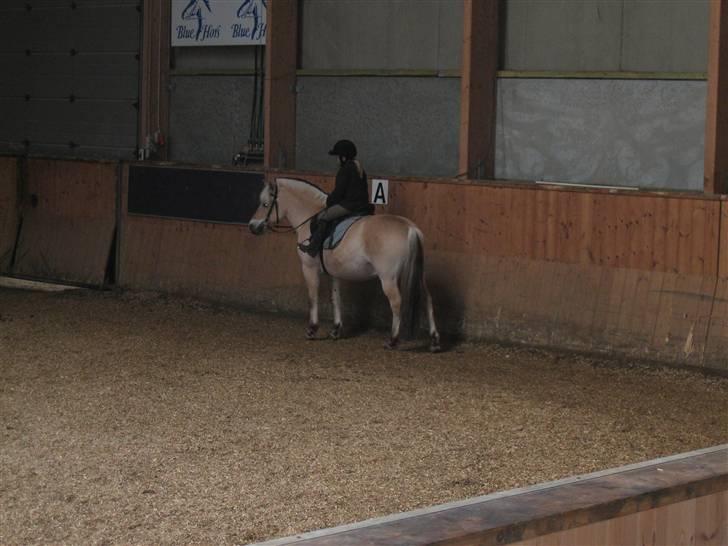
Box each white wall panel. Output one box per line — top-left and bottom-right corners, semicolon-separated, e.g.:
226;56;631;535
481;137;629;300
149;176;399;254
495;79;706;190
301;0;462;71
504;0;709;72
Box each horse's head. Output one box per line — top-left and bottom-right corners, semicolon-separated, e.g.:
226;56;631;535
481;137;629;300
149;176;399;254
248;177;326;236
248;181;280;235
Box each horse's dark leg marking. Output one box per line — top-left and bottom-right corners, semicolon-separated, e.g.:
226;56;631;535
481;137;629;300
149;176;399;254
430;332;441;353
331;278;343;339
329;323;342;340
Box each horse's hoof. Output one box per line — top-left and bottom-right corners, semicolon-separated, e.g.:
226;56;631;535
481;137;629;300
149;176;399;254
329;324;342;340
430;333;441;353
306;324;319;340
384;337;399;350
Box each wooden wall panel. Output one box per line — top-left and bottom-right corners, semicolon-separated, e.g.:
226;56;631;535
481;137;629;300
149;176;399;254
705;201;728;367
120;171;336;312
124;169;727;371
377;181;721;277
514;492;727;546
12;159;117;286
0;157;18;273
720;200;728;279
704;278;728;369
255;447;728;546
120;215;310;311
120;167;306;306
422;252;723;370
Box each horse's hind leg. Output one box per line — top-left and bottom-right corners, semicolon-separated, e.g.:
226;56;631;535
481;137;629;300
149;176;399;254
329;278;342;340
302;264;320;339
423;276;441;352
380;276;401;349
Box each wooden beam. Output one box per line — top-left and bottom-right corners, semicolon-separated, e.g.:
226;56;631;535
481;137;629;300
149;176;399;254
458;0;499;180
139;0;171;160
705;0;728;194
264;0;298;169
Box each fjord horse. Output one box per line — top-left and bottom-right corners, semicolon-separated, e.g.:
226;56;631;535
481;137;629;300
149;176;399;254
249;178;440;352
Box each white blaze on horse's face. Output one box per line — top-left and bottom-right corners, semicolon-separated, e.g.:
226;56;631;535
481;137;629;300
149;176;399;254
249;184;275;235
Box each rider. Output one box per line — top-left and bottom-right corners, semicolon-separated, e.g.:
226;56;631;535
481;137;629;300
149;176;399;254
298;139;374;257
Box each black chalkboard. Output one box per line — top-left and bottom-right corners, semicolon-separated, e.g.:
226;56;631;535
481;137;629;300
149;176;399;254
128;165;264;223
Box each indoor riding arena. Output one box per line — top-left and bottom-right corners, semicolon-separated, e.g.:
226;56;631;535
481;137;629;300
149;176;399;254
1;1;727;546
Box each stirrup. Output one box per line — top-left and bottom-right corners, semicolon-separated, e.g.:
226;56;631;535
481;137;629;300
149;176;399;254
298;240;318;257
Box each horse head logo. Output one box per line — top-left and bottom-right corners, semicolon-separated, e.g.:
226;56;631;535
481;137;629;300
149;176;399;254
237;0;267;40
182;0;212;40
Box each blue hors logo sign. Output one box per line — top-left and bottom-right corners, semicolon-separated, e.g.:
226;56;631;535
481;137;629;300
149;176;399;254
172;0;267;47
371;179;389;206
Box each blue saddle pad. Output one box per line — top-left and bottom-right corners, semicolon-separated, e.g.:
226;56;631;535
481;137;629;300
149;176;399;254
323;215;365;250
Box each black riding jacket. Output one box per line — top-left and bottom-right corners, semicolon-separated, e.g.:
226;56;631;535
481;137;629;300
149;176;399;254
326;160;374;214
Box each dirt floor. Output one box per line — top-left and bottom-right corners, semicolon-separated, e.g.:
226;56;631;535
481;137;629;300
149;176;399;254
0;287;726;545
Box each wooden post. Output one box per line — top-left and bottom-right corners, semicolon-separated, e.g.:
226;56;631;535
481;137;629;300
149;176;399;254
458;0;499;180
264;0;298;169
705;0;728;194
139;0;171;160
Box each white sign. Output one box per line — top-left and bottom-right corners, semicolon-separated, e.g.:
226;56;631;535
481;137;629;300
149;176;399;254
172;0;267;47
371;179;389;205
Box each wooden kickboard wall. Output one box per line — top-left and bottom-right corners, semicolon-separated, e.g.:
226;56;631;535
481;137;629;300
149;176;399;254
279;173;728;370
380;180;720;277
120;168;728;371
11;158;118;286
253;446;728;546
0;157;19;273
119;165;313;311
720;200;728;279
513;492;727;546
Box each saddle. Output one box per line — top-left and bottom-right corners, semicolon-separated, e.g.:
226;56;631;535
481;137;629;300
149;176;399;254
314;213;369;251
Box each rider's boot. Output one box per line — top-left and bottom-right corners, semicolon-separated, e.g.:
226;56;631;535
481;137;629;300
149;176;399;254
298;221;327;257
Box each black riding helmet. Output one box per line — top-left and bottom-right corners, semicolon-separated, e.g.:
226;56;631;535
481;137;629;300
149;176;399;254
328;139;357;159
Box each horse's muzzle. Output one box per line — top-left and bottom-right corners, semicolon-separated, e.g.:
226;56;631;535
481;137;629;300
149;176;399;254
249;221;265;235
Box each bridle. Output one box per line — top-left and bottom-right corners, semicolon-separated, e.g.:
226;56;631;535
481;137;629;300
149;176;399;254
261;183;281;226
261;184;318;234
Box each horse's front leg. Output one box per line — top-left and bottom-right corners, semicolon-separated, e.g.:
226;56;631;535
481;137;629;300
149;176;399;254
302;263;320;339
329;278;342;340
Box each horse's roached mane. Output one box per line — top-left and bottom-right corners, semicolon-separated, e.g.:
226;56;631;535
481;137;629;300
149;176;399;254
276;177;328;198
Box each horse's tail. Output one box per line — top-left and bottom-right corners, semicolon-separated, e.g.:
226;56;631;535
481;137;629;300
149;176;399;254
399;226;424;338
